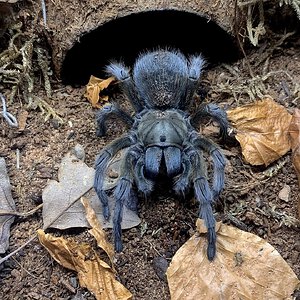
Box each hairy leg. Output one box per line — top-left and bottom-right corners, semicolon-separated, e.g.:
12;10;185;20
106;63;143;112
189;148;216;261
113;147;140;252
180;55;205;109
94;135;135;219
191;134;226;199
190;103;229;141
95;103;134;137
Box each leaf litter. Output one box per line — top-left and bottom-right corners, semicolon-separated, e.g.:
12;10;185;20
227;97;300;217
38;197;132;300
166;219;300;300
84;75;115;108
289;108;300;187
227;97;292;166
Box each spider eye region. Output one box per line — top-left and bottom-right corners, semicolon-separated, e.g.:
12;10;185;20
160;135;166;142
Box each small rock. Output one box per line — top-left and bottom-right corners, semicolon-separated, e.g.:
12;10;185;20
38;167;52;179
72;144;85;161
153;257;169;281
107;168;119;179
69;276;78;288
278;184;291;202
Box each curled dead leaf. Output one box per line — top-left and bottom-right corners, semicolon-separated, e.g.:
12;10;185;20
37;230;132;300
227;97;292;166
81;197;114;264
289;108;300;187
84;75;115;108
166;220;300;300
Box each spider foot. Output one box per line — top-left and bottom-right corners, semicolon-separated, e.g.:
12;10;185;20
207;227;216;261
173;177;189;195
103;205;110;220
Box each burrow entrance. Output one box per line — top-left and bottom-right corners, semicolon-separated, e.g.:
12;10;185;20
61;10;242;86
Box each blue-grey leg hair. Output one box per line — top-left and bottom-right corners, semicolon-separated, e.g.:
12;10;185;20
189;148;216;261
191;103;229;141
113;147;140;252
191;135;226;199
94;135;135;219
106;63;144;112
95;103;134;137
179;55;205;109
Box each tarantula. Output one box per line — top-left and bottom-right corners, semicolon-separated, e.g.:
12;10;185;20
94;49;228;261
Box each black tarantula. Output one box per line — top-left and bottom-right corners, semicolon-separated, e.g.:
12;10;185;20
94;49;228;261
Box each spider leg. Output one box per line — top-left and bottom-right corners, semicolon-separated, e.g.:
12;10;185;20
189;148;216;261
113;147;139;252
95;103;134;137
190;103;229;141
94;135;135;219
106;63;143;112
179;55;205;109
191;135;226;199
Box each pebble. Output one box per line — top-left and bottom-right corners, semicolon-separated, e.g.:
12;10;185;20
152;257;169;281
72;144;85;161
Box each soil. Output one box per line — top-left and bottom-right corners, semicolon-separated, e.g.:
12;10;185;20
0;3;300;300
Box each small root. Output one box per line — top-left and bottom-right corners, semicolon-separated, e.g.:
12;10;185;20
29;96;64;124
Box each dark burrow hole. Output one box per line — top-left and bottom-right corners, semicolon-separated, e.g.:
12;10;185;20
61;9;242;86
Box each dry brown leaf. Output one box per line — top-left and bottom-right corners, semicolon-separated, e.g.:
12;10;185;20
227;97;292;166
81;197;114;264
84;75;115;108
37;230;132;300
289;108;300;187
166;219;300;300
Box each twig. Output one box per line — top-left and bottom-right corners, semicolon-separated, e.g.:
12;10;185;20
16;149;20;169
12;256;38;278
0;235;37;265
0;203;43;217
40;0;47;27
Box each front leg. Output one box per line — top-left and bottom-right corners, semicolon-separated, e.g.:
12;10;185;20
113;147;140;252
190;103;229;141
189;148;216;261
94;135;135;219
191;134;226;199
95;103;134;137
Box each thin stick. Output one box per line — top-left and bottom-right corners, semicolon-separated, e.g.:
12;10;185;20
16;149;20;170
0;235;37;265
0;204;43;217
